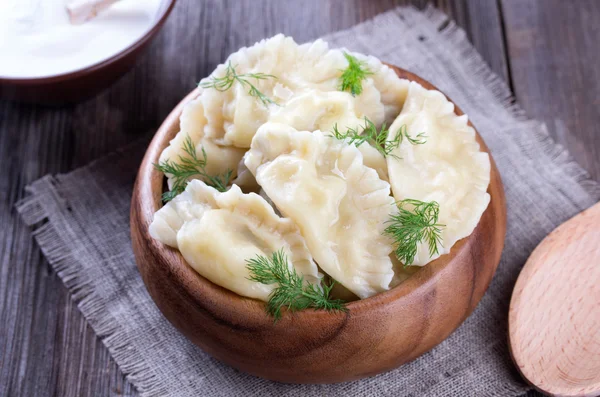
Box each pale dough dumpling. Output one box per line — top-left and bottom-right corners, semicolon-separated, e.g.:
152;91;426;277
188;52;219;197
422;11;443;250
364;60;410;124
269;90;372;134
269;89;390;180
235;97;391;188
159;95;246;191
149;180;320;301
356;138;389;181
160;35;409;193
386;81;491;266
245;123;396;299
200;34;407;148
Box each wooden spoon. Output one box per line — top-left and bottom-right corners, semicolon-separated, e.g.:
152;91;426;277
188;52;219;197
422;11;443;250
66;0;121;25
509;202;600;397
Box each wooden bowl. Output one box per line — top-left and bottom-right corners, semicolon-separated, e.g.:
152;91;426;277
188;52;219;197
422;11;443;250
131;66;506;384
0;0;176;105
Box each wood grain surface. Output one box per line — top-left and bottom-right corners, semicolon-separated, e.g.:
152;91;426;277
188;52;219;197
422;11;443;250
130;67;506;384
502;0;600;181
0;0;597;395
509;202;600;396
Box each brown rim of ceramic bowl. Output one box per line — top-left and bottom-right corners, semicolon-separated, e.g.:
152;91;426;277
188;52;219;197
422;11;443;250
131;65;506;383
0;0;176;86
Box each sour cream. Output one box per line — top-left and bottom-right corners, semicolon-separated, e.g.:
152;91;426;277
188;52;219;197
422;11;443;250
0;0;162;79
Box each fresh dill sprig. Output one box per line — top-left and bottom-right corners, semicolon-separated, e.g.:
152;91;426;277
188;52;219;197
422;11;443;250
246;249;347;321
384;199;445;266
396;124;427;145
154;136;232;202
330;118;397;158
330;123;369;147
339;52;373;96
199;61;278;106
330;118;427;159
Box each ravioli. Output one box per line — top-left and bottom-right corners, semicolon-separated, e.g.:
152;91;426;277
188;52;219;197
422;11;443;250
149;180;320;301
386;82;491;266
245;123;396;299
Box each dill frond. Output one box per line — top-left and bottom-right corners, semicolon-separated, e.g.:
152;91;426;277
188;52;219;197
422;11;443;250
199;61;278;106
384;199;445;266
330;123;369;147
396;124;427;145
339;52;374;96
154;136;232;202
246;249;347;321
329;117;427;159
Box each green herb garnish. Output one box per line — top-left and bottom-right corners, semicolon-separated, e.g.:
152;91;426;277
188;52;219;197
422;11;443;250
246;249;347;321
396;124;427;145
384;199;445;266
199;61;277;106
154;136;232;202
330;117;427;159
339;52;373;96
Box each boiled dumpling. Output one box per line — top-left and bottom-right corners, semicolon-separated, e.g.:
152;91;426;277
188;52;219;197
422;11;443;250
362;59;409;124
159;95;246;191
269;90;374;134
269;89;389;181
149;180;320;301
245;122;396;299
358;143;388;181
386;82;491;266
199;34;406;148
160;35;409;195
323;116;391;182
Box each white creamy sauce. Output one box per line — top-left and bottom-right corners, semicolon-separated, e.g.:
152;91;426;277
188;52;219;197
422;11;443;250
0;0;162;78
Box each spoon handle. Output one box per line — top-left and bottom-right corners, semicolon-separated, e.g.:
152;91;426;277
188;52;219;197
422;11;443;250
66;0;122;25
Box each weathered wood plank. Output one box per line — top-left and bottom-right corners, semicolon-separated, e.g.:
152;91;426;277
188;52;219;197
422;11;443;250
355;0;510;82
0;0;510;396
0;101;137;397
502;0;600;181
436;0;510;82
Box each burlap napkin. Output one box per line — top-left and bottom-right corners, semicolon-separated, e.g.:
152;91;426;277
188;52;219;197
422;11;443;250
17;6;600;397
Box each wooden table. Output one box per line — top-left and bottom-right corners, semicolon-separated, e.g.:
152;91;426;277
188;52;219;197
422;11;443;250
1;1;598;396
